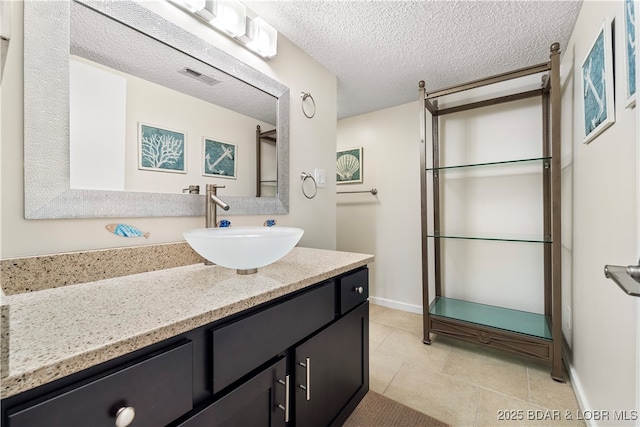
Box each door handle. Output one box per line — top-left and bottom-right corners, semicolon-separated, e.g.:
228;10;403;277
298;357;311;401
277;375;290;423
604;258;640;297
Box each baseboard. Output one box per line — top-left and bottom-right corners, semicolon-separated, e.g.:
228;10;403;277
565;362;597;427
369;296;423;315
562;342;595;427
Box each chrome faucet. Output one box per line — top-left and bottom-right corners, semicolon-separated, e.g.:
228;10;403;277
205;184;230;229
204;184;230;266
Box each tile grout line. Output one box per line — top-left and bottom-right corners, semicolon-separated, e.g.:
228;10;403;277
526;366;533;404
381;360;405;395
369;320;395;352
473;388;483;427
373;321;422;335
437;338;453;374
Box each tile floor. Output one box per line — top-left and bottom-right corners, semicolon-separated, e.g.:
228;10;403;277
369;304;585;426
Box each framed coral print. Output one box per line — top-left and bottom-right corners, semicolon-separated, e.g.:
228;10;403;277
336;147;363;184
624;0;636;108
138;122;186;173
581;19;615;144
203;137;237;179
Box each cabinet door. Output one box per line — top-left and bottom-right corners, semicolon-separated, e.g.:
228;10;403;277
294;302;368;427
177;357;288;427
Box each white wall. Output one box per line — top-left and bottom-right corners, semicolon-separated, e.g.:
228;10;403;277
70;58;127;192
437;98;546;314
0;1;337;258
562;1;638;422
337;102;423;312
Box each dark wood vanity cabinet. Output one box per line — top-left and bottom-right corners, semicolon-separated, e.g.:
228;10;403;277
2;266;369;427
180;268;369;427
294;302;368;427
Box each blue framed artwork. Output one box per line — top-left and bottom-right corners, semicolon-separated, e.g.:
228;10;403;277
138;122;186;173
624;0;636;108
581;19;615;144
203;138;237;179
336;147;363;184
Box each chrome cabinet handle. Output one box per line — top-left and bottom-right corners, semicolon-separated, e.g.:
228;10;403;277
115;407;135;427
354;286;364;294
298;357;311;401
277;375;290;423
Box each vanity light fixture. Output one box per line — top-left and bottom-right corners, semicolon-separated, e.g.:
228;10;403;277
181;0;207;14
211;0;246;37
186;0;216;21
172;0;277;59
244;17;277;59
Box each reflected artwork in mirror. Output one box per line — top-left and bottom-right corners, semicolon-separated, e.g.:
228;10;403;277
24;0;289;219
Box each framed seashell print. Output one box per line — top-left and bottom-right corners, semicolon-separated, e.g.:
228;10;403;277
336;147;363;184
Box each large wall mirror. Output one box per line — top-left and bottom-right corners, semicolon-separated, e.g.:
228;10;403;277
24;0;290;219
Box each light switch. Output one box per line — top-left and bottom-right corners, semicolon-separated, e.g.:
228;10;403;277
314;168;326;188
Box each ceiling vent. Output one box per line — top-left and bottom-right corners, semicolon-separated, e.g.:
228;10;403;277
178;67;220;86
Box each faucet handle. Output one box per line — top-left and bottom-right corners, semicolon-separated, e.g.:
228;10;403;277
182;185;200;194
206;184;226;189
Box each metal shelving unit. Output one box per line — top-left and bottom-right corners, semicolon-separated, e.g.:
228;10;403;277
256;125;277;197
418;43;563;381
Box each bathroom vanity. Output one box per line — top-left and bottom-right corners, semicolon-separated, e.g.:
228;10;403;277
0;247;373;426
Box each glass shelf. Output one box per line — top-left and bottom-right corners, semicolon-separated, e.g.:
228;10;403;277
427;233;551;243
426;156;551;171
429;296;552;340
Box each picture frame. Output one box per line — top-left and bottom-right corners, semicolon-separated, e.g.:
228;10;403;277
138;122;186;173
624;0;636;108
203;137;237;179
581;18;615;144
336;147;363;184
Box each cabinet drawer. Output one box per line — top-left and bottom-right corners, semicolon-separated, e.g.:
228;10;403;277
8;341;193;427
212;283;335;393
338;268;368;315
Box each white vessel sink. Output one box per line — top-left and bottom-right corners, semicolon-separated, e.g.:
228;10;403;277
184;227;304;274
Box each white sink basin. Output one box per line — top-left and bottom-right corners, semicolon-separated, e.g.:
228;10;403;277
184;226;304;273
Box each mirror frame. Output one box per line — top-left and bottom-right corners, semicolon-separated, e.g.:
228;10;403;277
23;0;289;219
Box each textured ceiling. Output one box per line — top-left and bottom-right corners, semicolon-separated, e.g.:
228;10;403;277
244;0;583;119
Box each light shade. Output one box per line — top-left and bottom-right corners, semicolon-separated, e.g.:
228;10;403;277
245;17;277;58
193;0;217;21
181;0;205;13
211;0;246;38
171;0;277;59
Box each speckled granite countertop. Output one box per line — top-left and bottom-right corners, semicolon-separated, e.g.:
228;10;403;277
0;247;374;398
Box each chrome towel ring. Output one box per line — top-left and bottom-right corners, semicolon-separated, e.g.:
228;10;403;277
301;92;316;119
300;172;317;199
